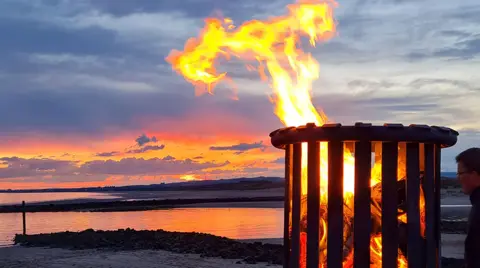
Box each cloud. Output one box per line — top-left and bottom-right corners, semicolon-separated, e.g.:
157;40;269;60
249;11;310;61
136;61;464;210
0;155;229;181
126;144;165;154
0;88;194;135
80;157;229;175
95;151;120;157
135;134;158;146
271;158;285;164
209;141;267;152
95;136;166;156
0;157;77;179
0;0;478;189
433;37;480;59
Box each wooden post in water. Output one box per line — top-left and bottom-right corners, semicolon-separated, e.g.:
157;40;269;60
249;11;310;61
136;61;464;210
22;201;26;235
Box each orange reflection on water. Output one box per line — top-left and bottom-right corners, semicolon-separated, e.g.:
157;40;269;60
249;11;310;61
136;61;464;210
0;207;284;246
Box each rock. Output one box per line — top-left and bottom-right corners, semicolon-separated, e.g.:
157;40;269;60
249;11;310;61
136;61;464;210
12;228;461;266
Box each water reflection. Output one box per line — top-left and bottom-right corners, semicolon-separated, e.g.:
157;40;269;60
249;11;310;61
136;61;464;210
0;207;284;246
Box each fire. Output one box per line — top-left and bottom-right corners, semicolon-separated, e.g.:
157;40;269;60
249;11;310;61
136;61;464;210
167;0;423;267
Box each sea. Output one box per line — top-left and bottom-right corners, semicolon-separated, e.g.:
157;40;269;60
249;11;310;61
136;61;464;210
0;207;284;246
0;172;462;247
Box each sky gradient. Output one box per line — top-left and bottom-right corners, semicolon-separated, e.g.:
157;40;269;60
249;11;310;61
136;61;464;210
0;0;479;189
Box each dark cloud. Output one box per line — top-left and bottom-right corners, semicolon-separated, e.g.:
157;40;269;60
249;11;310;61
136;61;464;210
209;141;266;152
126;144;166;154
440;30;473;39
433;36;480;59
193;156;204;159
408;78;479;91
0;88;194;135
135;134;158;146
0;156;228;180
271;157;284;164
95;151;120;157
347;79;397;92
80;157;228;175
0;157;77;179
84;0;280;21
448;5;480;23
0;17;129;57
406;35;480;61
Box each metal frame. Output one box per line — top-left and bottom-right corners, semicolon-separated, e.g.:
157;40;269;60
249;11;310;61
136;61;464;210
270;123;458;150
274;123;458;268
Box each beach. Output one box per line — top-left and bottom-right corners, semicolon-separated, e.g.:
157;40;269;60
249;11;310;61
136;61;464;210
0;232;466;268
0;185;470;267
0;247;279;268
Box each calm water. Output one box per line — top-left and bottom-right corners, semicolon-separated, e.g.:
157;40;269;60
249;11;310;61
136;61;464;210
0;207;284;246
0;192;119;205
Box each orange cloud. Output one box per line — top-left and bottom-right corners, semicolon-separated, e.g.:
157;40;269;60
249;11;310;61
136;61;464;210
0;94;287;189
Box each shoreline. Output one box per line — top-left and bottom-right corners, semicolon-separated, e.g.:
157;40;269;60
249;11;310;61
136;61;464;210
4;229;466;268
0;196;284;213
0;186;471;213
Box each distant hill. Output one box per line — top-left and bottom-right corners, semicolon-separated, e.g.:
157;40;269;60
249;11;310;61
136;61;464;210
0;172;459;193
0;176;284;193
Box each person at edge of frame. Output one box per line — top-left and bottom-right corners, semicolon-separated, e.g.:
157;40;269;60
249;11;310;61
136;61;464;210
455;148;480;268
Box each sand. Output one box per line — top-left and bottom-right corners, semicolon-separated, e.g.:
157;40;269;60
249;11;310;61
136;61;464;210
0;233;465;268
0;246;280;268
0;234;465;268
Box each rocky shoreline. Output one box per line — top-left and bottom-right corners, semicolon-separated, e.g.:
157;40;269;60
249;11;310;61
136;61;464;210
14;228;465;267
15;229;283;265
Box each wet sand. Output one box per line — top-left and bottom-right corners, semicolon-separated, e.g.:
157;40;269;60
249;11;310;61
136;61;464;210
0;247;279;268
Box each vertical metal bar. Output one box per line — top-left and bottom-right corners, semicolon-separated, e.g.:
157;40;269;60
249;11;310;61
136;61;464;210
354;141;372;268
290;143;302;268
284;144;293;268
424;144;436;268
328;141;344;268
382;142;398;268
434;145;442;268
307;142;320;268
407;143;422;267
22;201;26;235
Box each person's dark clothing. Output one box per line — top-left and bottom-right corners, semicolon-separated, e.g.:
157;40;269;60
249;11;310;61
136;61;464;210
465;187;480;267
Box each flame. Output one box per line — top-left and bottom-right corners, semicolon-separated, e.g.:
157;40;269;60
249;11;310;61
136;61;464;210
167;0;424;267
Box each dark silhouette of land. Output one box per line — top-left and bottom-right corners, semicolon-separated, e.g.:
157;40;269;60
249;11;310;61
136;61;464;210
0;176;461;213
0;176;283;193
0;175;460;193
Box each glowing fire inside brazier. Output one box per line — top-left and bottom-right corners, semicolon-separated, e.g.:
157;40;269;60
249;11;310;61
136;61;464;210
269;123;458;268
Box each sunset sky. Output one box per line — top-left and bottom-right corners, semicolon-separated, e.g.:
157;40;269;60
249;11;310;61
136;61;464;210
0;0;479;189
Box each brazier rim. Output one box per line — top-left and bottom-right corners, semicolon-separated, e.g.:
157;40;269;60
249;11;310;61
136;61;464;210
270;122;458;149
